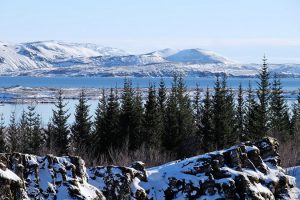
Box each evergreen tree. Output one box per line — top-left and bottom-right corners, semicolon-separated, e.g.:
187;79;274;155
18;109;28;152
143;83;162;148
104;88;120;150
93;89;107;154
199;88;214;152
269;74;290;141
44;121;55;153
131;87;144;147
236;83;245;141
71;90;92;153
164;75;195;157
193;85;201;129
291;90;300;136
212;76;237;149
256;56;270;138
158;78;167;115
26;105;43;154
164;75;179;152
7;112;20;152
244;82;259;140
158;78;167;140
119;79;136;150
220;76;238;146
0;114;6;152
212;76;225;149
51;90;71;155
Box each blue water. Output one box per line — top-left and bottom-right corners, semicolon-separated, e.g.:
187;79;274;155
0;76;299;90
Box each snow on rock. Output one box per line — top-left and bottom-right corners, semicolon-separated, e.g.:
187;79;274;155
0;153;104;200
87;137;296;200
0;137;298;199
287;166;300;199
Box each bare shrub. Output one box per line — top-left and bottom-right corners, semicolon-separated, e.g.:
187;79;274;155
279;138;300;168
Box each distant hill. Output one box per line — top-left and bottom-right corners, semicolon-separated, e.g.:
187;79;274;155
0;40;300;77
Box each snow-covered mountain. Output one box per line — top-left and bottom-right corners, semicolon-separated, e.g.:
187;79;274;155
0;40;300;77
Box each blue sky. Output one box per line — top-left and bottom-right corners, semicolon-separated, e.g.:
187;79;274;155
0;0;299;63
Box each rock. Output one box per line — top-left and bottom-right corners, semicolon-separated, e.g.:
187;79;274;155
0;137;297;199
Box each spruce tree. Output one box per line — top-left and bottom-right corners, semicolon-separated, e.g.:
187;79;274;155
51;90;71;155
71;89;92;154
26;105;43;154
104;88;120;150
269;74;290;141
291;90;300;136
158;78;167;140
143;83;162;148
212;76;225;149
0;114;6;152
236;83;244;141
164;75;179;152
221;76;238;146
256;56;270;138
7;112;19;152
244;82;259;140
199;88;214;152
131;87;144;148
18;109;28;152
120;79;136;150
93;89;107;154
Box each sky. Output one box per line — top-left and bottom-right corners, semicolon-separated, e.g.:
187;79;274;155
0;0;299;63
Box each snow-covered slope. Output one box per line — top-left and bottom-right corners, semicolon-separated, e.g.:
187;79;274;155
1;41;300;77
0;41;128;72
0;137;298;199
166;48;235;64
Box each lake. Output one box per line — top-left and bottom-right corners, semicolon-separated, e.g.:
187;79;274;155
0;76;299;90
0;76;299;125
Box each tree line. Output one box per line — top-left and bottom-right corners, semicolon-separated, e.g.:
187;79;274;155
0;57;300;164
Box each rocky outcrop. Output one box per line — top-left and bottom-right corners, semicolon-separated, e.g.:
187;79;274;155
0;137;298;199
0;153;104;200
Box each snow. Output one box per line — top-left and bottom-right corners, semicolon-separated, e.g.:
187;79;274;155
287;166;300;199
2;40;300;77
0;167;22;182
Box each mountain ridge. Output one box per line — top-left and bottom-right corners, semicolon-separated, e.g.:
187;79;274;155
0;41;300;77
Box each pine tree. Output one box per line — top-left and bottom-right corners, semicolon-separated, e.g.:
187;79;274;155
143;83;162;148
51;90;71;155
0;114;6;152
269;74;290;141
7;112;19;152
199;88;214;152
71;89;92;154
236;83;244;141
256;56;270;138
